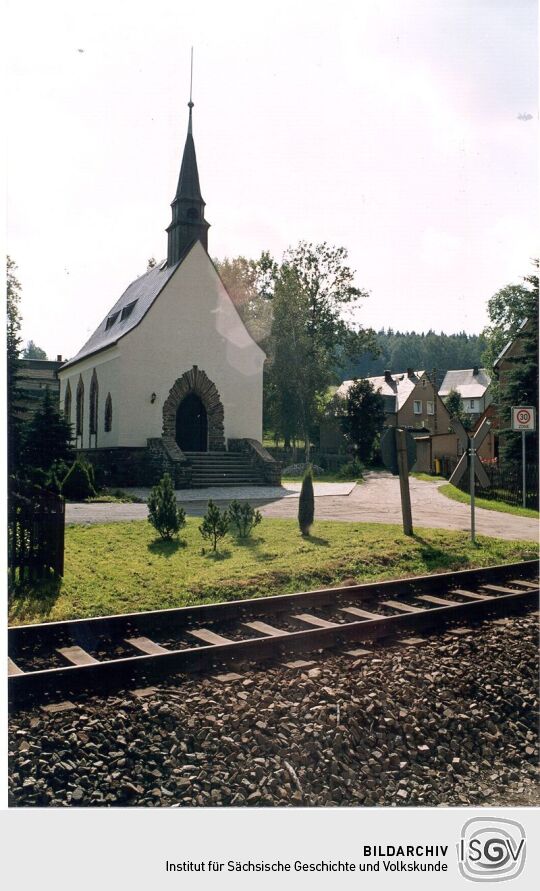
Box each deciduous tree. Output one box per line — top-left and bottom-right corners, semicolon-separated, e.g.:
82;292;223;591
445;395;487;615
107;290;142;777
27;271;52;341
339;379;386;462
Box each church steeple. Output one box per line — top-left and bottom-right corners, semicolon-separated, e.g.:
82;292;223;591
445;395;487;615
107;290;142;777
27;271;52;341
166;77;210;266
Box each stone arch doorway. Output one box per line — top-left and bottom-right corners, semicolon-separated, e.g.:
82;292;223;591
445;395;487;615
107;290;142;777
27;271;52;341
162;366;225;452
176;392;208;452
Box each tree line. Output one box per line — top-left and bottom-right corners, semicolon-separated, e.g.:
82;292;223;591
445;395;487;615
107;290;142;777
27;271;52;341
338;329;487;384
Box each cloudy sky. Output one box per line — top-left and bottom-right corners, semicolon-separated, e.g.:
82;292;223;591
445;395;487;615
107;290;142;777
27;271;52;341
6;0;538;360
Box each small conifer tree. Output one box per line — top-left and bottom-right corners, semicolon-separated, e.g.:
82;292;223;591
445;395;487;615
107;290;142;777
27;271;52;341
199;500;229;552
147;473;186;540
298;463;314;536
61;459;96;501
228;500;262;538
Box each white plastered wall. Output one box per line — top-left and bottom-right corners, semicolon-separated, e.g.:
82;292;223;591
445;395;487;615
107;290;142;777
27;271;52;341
58;348;121;448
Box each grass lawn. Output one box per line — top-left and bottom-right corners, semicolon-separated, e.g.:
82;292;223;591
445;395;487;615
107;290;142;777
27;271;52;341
8;518;536;626
438;483;540;519
411;472;447;483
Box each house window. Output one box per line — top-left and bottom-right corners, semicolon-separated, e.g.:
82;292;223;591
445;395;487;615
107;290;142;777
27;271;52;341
469;399;475;410
413;400;422;414
105;312;120;330
120;300;137;321
64;381;72;420
104;393;112;432
89;370;99;435
427;401;434;415
76;376;84;436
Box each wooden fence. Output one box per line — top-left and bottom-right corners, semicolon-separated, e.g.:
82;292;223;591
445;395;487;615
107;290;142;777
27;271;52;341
8;482;65;583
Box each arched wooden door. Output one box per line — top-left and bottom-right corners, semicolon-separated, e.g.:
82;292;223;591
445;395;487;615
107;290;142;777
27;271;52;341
175;392;208;452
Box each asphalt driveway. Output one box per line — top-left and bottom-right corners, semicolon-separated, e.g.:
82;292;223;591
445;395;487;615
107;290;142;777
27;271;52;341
66;472;538;542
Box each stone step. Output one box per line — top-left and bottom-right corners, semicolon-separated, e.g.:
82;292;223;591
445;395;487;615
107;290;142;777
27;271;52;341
189;458;251;467
191;461;253;470
185;452;246;458
190;481;263;488
190;469;256;477
191;478;262;485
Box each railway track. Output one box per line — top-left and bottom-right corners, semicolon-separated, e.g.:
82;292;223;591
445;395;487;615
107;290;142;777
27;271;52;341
8;560;538;708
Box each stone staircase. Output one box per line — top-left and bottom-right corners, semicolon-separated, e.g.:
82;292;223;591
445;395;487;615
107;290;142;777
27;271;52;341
186;451;266;487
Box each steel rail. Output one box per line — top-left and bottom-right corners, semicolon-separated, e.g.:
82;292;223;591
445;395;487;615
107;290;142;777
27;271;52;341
8;572;538;707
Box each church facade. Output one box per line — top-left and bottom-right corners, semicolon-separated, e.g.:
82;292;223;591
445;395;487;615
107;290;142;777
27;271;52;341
58;101;279;488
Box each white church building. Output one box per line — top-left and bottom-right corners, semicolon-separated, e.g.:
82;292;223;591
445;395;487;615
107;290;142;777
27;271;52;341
58;100;279;488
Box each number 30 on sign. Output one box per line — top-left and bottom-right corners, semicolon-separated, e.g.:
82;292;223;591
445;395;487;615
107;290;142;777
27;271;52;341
512;406;536;431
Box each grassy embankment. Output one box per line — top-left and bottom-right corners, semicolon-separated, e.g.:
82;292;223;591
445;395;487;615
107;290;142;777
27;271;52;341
438;483;540;520
9;518;536;626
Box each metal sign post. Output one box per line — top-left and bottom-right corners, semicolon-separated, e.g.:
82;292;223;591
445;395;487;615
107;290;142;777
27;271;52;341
449;418;491;544
522;432;526;508
512;406;536;509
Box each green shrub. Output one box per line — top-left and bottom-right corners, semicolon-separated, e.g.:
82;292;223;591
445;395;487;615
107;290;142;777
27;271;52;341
228;500;262;538
199;500;229;552
298;464;314;536
337;458;364;480
147;473;186;540
61;460;96;501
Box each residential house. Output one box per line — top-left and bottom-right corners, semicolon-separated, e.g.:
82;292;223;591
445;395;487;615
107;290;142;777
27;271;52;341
15;357;64;421
320;369;457;471
439;367;492;421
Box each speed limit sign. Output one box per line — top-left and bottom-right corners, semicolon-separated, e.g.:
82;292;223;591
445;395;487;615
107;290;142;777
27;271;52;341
512;406;536;431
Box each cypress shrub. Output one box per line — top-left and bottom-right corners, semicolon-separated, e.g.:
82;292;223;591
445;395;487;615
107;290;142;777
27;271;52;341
298;463;314;536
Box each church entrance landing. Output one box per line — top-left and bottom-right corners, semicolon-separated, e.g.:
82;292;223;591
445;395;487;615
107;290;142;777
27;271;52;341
176;392;208;452
162;366;225;452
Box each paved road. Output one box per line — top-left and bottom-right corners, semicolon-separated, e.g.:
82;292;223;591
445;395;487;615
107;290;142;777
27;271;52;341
66;472;538;541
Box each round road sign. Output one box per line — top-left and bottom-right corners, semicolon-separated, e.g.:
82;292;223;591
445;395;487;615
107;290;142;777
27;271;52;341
512;406;536;431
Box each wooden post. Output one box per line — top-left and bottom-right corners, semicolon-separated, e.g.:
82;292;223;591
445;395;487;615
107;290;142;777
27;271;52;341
396;428;413;536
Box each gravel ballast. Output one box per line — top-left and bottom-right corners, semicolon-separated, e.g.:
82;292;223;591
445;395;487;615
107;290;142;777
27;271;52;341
8;611;539;808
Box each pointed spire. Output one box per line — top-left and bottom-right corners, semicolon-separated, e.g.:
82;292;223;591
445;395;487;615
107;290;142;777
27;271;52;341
166;51;210;266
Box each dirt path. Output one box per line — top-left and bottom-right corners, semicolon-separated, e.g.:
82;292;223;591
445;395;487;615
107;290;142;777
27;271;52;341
66;472;538;542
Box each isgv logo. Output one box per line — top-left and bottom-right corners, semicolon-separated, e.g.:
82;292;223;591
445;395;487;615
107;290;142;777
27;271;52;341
458;817;526;882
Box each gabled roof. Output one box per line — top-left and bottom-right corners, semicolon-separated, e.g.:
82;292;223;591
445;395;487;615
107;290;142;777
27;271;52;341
61;254;187;369
494;317;531;367
336;370;426;412
439;368;491;399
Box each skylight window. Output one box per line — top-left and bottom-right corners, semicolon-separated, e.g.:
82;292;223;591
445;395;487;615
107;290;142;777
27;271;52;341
105;312;120;330
120;300;137;321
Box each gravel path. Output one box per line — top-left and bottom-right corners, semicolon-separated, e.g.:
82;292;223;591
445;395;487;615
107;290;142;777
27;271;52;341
9;610;538;808
66;472;538;541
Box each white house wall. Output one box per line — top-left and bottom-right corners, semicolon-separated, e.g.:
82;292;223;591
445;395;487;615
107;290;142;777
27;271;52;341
58;348;121;448
119;244;264;447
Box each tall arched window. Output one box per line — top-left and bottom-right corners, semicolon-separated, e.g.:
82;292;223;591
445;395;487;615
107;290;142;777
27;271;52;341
89;370;99;435
64;381;72;420
104;392;113;432
76;376;84;437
